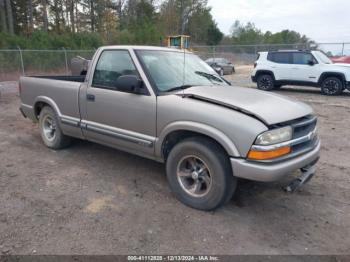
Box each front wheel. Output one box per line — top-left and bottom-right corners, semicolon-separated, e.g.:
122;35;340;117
257;74;275;91
321;77;343;95
166;137;237;211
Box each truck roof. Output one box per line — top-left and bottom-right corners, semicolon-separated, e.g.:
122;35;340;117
100;45;192;53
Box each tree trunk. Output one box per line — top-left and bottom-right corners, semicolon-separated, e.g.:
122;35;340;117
27;0;34;33
90;0;94;32
53;0;60;32
74;1;79;31
5;0;14;34
69;0;75;32
42;0;48;31
0;0;7;33
60;0;65;29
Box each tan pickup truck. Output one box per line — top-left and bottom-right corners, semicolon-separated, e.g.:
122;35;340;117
19;46;320;210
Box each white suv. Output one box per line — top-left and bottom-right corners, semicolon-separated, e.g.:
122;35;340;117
251;50;350;95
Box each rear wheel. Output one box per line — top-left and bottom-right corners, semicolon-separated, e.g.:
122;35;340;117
257;74;275;91
39;106;72;149
321;77;343;95
166;137;237;211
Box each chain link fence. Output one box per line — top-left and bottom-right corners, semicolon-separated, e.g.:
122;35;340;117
192;42;350;65
0;48;95;82
1;43;350;82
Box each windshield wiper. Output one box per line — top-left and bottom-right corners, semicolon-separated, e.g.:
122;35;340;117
166;84;193;92
195;71;224;83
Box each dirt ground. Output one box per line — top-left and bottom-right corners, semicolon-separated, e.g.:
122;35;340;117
0;68;350;255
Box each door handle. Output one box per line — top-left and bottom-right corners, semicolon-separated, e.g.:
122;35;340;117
86;94;95;101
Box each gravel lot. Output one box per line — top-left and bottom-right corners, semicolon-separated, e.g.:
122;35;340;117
0;67;350;255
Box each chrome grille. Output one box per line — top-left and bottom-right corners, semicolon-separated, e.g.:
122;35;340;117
291;115;318;154
292;116;317;139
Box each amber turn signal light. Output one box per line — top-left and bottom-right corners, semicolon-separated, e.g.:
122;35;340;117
247;146;291;160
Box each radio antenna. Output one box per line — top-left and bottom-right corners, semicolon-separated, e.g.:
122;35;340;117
182;47;186;97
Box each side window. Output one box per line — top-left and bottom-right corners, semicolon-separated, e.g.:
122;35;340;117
268;52;291;64
92;50;138;90
292;53;317;65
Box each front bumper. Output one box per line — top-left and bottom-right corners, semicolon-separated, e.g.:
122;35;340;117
230;140;321;182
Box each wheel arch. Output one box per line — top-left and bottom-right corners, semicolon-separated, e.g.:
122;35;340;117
255;70;276;81
156;121;240;161
318;72;346;86
34;96;62;120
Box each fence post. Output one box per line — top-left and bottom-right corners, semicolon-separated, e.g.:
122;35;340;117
17;46;25;76
63;47;68;75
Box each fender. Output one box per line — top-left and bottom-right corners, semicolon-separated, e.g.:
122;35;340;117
155;121;241;158
318;72;346;85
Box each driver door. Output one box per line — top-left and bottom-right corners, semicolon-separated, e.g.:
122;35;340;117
81;49;157;156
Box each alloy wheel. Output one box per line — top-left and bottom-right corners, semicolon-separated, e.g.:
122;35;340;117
176;155;212;198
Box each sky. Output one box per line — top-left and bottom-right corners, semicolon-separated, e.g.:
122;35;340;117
207;0;350;43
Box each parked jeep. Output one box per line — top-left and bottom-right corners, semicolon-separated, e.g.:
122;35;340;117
252;50;350;95
19;46;320;210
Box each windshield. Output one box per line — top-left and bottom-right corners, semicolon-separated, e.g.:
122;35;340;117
314;51;333;64
136;50;229;92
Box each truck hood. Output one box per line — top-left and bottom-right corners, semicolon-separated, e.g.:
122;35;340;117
177;86;313;125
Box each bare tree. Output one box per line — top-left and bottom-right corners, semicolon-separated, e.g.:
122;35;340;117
5;0;13;34
0;0;7;33
115;0;125;19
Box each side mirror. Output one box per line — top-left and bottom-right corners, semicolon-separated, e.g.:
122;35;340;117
307;60;315;66
116;75;143;93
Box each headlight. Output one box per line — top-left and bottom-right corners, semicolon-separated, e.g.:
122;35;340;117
247;126;293;160
255;126;292;145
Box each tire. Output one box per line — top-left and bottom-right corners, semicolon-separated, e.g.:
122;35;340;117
321;77;343;95
166;137;237;211
257;74;275;91
39;106;72;149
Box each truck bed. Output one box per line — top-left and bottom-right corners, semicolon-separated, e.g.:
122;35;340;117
19;75;83;123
